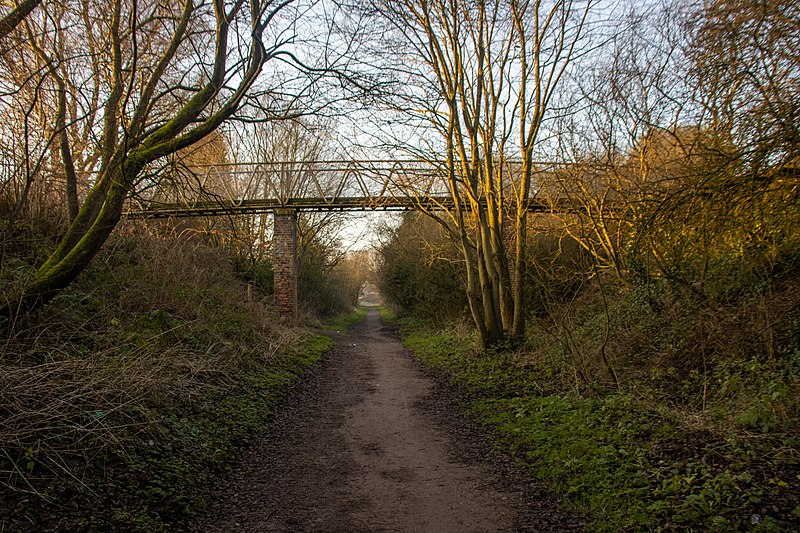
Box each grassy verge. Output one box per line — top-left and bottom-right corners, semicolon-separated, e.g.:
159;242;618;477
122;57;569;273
377;305;397;323
318;305;369;332
392;316;799;532
0;228;337;531
94;332;334;532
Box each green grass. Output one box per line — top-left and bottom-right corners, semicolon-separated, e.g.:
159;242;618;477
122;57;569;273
2;328;335;532
89;332;334;532
473;395;668;530
318;305;369;331
396;320;799;532
377;305;398;322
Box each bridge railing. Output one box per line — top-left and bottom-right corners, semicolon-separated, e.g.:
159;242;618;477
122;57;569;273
124;159;567;217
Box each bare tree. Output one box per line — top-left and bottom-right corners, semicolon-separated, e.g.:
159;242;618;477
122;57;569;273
552;0;800;296
688;0;800;179
362;0;594;347
551;3;692;283
1;0;300;320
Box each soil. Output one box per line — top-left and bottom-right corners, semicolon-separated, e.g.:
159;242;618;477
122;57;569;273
186;308;584;532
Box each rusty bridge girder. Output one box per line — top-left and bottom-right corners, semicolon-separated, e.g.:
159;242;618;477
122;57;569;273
125;159;442;217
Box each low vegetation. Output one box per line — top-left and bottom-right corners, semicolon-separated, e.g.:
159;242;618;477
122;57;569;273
317;305;369;332
393;311;799;531
0;221;342;531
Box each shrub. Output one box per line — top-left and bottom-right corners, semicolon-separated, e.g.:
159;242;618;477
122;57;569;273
375;213;468;322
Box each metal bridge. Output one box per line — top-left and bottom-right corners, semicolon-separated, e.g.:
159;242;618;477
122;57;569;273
124;159;556;217
124;158;560;320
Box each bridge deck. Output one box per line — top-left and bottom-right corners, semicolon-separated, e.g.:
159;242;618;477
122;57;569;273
125;196;446;217
124;196;559;218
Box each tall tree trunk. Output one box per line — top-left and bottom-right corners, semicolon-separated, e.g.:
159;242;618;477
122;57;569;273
487;198;514;332
459;226;490;347
511;207;527;337
57;79;79;221
1;165;134;319
476;217;504;346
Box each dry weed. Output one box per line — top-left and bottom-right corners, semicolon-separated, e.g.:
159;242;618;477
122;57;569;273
0;223;302;502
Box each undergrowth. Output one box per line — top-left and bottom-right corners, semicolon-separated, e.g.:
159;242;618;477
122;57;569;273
0;223;335;531
391;305;800;531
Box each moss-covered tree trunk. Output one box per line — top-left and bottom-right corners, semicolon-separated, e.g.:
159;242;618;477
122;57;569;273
17;167;134;311
0;0;279;322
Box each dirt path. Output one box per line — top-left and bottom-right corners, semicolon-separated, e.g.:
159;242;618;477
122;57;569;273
187;308;582;532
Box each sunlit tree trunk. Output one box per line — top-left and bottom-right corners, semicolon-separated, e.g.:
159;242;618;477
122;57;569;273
370;0;593;348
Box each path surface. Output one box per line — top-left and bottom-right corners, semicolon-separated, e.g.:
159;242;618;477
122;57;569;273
187;308;582;532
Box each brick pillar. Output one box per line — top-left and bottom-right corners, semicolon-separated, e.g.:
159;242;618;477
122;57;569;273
273;208;298;320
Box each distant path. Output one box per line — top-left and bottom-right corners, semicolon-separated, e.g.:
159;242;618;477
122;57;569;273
187;308;582;532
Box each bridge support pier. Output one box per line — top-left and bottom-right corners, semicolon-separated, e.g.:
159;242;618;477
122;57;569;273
273;208;298;320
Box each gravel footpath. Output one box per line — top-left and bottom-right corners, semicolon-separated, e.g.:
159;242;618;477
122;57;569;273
186;308;584;532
